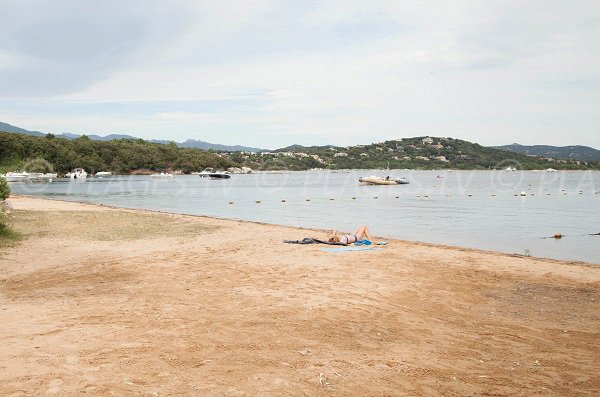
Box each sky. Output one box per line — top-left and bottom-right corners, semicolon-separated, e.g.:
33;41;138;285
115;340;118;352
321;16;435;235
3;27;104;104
0;0;599;149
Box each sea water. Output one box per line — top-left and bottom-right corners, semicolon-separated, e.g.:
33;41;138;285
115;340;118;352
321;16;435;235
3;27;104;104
9;170;600;263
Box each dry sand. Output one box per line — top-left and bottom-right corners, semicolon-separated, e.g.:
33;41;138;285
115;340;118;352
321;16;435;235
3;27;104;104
0;195;599;396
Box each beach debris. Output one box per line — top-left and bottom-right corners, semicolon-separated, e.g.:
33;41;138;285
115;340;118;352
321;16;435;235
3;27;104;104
297;349;312;356
534;360;540;366
319;372;324;386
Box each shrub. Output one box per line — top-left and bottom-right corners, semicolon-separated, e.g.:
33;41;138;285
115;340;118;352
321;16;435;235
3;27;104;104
0;176;9;201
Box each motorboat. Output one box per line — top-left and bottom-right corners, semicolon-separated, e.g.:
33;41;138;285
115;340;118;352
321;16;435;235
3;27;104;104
504;166;517;171
199;168;231;179
4;172;29;182
359;176;409;185
27;173;57;182
151;172;174;179
66;168;87;180
95;171;112;178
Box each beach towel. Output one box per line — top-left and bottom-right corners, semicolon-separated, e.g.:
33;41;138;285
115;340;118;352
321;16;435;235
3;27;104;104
319;246;383;253
283;238;347;246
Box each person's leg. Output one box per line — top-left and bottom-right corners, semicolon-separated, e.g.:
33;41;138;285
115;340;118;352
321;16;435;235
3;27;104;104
355;225;370;240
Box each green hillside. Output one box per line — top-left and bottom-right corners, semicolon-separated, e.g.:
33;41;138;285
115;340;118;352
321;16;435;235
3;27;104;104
238;137;599;170
1;131;598;174
0;131;233;174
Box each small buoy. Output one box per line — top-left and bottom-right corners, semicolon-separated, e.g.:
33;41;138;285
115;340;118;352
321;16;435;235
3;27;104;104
255;200;261;204
228;201;234;204
553;233;562;239
520;191;527;196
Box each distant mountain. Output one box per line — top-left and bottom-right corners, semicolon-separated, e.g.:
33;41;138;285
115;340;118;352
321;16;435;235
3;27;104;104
0;121;266;152
495;143;600;161
0;121;45;137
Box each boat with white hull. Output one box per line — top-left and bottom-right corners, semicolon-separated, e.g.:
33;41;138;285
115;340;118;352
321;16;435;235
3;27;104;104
66;168;88;180
359;176;409;185
199;168;231;179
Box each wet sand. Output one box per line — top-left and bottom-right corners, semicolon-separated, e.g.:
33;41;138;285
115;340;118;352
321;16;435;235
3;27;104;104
1;195;599;396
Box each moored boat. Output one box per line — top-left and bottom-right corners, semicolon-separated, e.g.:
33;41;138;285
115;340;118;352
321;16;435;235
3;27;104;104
4;172;29;182
199;168;231;179
95;171;112;178
151;172;174;179
359;176;409;185
66;168;88;180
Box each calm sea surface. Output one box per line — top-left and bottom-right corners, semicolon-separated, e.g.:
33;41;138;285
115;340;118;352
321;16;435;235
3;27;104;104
9;170;600;263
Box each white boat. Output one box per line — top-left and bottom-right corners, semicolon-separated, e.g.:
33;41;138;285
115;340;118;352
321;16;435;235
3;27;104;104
198;168;231;179
151;172;174;179
504;166;517;171
66;168;87;180
359;176;409;185
27;173;57;182
95;171;112;178
4;172;30;182
545;168;558;172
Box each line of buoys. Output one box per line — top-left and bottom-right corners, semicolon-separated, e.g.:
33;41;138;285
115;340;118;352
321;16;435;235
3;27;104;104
235;191;592;206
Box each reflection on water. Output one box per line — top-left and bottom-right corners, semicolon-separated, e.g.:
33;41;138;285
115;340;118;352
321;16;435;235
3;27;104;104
9;170;600;263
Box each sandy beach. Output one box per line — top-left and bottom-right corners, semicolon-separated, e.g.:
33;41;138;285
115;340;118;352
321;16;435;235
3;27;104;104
0;195;598;396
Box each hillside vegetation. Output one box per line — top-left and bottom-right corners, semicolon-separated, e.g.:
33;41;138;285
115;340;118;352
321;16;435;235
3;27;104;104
1;130;598;173
495;143;600;162
238;137;599;170
0;131;233;174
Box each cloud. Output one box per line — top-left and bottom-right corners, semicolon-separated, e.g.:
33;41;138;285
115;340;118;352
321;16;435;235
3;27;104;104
0;0;599;148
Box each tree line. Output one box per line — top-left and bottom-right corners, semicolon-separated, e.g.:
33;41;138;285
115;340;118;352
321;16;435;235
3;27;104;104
0;131;234;174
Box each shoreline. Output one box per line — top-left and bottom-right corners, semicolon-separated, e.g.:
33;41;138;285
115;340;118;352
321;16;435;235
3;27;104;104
1;195;599;395
10;194;598;267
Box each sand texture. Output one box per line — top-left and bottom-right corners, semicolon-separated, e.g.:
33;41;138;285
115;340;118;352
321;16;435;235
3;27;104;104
1;196;599;396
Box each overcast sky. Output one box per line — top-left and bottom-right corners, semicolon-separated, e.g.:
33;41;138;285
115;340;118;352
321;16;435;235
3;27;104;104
1;0;598;149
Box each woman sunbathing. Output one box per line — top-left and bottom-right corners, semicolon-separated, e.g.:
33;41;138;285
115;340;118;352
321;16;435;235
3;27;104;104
328;225;372;244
